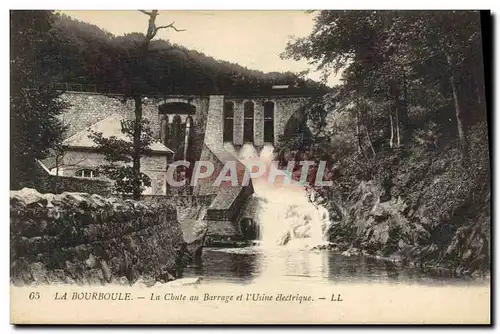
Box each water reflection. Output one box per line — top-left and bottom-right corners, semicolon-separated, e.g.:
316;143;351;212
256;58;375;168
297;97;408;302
184;246;485;286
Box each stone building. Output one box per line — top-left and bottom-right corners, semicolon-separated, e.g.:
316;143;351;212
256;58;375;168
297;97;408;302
42;113;174;195
40;90;310;242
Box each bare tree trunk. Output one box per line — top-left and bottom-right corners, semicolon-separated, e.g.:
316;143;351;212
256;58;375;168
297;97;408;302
447;53;469;163
355;110;362;153
363;110;376;157
395;104;401;148
400;67;409;147
128;10;185;199
389;103;394;149
132;94;143;200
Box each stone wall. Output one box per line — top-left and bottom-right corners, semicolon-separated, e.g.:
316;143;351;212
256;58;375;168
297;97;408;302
10;188;186;286
60;92;210;145
224;96;307;146
60;92;307;148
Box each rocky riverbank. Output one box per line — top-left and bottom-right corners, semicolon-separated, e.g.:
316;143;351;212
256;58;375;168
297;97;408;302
314;146;490;277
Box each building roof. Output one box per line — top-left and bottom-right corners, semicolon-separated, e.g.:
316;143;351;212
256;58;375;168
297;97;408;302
63;113;174;154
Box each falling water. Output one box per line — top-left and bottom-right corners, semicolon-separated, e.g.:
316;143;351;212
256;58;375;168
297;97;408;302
224;143;330;249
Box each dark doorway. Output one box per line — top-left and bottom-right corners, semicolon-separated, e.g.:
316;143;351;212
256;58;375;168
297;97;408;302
263;101;275;143
243;101;254;143
240;218;258;240
223;101;234;142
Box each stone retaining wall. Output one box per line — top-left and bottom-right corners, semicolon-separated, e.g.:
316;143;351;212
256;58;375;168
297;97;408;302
10;188;186;286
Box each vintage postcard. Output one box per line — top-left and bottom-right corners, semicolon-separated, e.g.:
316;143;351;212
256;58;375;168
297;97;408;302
10;9;491;324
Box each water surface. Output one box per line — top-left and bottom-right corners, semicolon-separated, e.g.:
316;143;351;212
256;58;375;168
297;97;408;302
184;246;487;286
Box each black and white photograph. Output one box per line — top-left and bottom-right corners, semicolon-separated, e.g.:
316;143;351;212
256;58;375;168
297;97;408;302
8;8;491;324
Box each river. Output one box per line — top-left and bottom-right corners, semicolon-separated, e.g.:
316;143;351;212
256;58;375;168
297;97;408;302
184;143;487;287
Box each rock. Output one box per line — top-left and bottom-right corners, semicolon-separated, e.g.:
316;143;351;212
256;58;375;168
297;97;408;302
100;260;112;282
165;277;203;287
277;231;291;246
11;188;48;209
87;268;105;285
85;254;97;268
30;263;48;284
132;278;148;288
141;275;156;287
341;250;352;257
118;276;130;286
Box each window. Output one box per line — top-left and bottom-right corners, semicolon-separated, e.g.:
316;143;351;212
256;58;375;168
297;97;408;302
170;115;183;160
263;101;275;143
243;101;254;143
75;169;99;178
160;114;169;145
223;101;234;142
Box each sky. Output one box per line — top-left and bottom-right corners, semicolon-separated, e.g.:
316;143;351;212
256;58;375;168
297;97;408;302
60;10;342;87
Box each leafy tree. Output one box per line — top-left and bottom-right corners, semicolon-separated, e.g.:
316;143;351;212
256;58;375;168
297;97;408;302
282;10;485;162
278;10;490;273
10;10;68;189
89;118;154;195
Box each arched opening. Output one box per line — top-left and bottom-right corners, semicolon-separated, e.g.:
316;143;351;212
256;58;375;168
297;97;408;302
243;101;255;143
158;102;195;160
170;114;184;160
159;114;169;145
158;102;195;116
263;101;275;143
223;101;234;142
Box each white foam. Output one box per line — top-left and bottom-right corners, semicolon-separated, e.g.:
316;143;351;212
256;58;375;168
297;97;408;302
228;143;331;249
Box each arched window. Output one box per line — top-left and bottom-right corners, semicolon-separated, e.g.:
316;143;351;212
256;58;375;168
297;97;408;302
75;168;99;178
243;101;254;143
263;101;275;143
223;101;234;142
160;114;169;146
170;115;183;160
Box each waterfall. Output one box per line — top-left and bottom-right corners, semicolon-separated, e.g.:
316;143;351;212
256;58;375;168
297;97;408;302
225;143;330;249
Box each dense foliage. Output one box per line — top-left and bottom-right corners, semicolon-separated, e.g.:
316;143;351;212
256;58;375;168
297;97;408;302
278;10;490;274
89;119;155;195
10;11;68;189
40;13;329;96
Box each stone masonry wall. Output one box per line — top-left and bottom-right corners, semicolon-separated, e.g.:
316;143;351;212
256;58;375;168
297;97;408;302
224;96;307;146
60;92;306;148
60;92;209;145
10;188;186;286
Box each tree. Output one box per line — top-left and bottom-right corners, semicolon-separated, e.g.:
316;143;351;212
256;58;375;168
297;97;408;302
42;13;329;97
129;10;184;199
10;10;68;189
90;118;154;195
90;10;185;199
282;10;483;162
